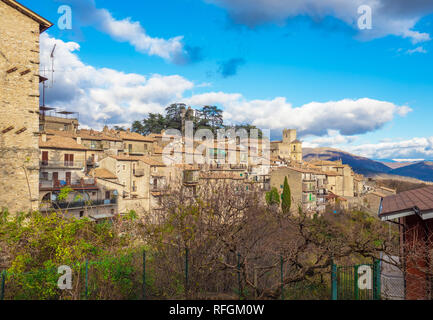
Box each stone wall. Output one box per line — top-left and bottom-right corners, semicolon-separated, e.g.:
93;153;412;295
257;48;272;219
0;1;41;212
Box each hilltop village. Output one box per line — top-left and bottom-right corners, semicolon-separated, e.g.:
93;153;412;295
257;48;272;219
0;0;394;222
10;108;396;221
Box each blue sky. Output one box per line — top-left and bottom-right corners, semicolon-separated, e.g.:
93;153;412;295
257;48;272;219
24;0;433;160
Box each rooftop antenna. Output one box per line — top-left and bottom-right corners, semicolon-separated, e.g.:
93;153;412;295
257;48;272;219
49;44;56;88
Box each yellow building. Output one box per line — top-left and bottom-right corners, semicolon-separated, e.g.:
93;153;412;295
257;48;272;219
270;129;303;163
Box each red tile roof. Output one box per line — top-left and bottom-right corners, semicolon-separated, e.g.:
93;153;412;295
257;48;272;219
39;135;89;151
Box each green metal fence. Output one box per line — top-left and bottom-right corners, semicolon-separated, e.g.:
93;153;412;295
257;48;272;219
331;260;381;300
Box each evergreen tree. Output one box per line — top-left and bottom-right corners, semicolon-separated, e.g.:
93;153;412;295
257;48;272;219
265;187;280;206
281;177;291;215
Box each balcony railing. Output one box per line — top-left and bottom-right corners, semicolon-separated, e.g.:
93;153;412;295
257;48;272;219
50;198;117;209
40;161;85;168
40;178;96;189
302;183;316;192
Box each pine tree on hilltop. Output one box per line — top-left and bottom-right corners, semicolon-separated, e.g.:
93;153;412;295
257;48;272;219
281;177;291;215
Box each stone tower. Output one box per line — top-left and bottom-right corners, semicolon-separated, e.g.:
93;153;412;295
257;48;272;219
0;0;52;213
282;129;297;144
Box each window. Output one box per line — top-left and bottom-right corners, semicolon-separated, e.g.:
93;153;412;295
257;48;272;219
41;172;48;180
144;144;148;151
42;151;49;166
79;211;84;218
123;165;126;171
64;154;74;166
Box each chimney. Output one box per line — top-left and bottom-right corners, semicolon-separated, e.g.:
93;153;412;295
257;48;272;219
41;133;47;142
127;128;131;133
103;125;109;133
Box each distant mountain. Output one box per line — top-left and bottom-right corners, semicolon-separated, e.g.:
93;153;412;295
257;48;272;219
303;147;392;175
379;161;416;170
390;161;433;182
303;148;433;182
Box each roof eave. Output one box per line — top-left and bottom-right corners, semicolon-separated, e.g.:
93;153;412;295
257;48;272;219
379;210;415;221
2;0;54;32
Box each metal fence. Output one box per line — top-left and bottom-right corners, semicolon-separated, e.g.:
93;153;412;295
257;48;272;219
331;261;381;300
0;249;333;300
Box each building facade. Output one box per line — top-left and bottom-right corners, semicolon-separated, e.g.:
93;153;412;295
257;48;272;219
0;0;52;212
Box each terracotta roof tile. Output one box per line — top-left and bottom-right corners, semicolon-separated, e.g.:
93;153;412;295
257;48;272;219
39;135;89;151
110;155;165;167
89;168;117;179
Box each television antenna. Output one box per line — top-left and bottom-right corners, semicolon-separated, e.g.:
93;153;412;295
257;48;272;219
49;44;56;88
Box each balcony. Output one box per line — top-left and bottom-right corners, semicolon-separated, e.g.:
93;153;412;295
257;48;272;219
40;178;97;190
302;183;316;192
230;164;247;170
302;194;316;203
40;160;85;169
133;168;145;177
49;198;117;210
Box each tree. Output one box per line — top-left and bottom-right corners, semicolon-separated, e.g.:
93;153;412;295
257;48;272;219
165;103;185;131
266;187;280;206
196;105;223;133
136;113;167;135
281;177;291;215
131;120;145;135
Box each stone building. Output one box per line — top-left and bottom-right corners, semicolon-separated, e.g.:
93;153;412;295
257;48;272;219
38;133;117;221
270;129;303;162
0;0;52;213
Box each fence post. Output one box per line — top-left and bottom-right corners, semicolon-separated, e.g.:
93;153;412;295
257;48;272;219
354;265;359;300
0;271;5;300
280;255;284;300
237;253;242;300
331;263;337;300
185;247;189;298
374;259;381;300
85;259;89;300
142;250;146;300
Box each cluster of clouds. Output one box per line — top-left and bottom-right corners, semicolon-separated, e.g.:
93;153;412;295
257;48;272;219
304;130;433;160
207;0;433;45
349;137;433;160
40;34;194;128
40;33;425;159
58;0;202;64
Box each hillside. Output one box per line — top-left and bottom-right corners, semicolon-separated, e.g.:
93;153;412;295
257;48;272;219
378;161;416;170
303;148;433;182
303;147;391;175
390;161;433;182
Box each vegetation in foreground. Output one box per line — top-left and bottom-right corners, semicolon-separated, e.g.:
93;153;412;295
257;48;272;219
0;182;398;300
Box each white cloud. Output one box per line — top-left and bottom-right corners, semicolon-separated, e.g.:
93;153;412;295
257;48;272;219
406;46;428;54
304;130;359;148
185;93;411;136
61;0;196;64
206;0;433;43
40;34;413;157
40;34;193;128
346;137;433;159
